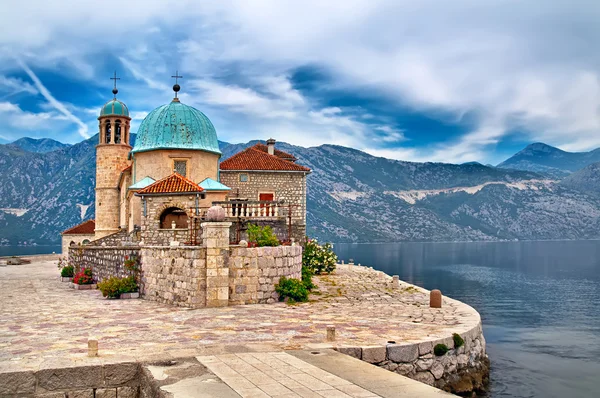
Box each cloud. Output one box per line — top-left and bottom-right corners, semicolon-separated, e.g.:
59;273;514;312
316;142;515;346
1;0;599;163
18;60;90;139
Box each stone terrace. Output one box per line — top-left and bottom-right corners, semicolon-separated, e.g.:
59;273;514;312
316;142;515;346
0;259;480;374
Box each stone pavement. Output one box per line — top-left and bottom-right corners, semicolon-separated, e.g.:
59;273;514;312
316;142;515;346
150;350;452;397
0;260;480;375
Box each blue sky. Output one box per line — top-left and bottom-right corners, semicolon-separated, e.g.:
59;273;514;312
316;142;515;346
1;0;599;165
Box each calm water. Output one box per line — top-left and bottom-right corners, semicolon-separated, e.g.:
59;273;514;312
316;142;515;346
0;245;61;257
334;241;600;398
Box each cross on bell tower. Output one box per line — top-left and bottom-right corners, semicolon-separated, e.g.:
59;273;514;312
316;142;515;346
110;71;120;99
171;70;183;101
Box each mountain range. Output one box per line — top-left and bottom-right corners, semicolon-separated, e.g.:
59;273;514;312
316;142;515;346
2;136;600;246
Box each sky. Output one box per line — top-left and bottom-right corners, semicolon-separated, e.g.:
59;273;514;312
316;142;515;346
0;0;599;165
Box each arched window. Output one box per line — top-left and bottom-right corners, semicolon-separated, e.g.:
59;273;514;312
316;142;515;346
82;239;90;245
115;120;122;143
69;241;76;246
160;207;189;229
105;120;112;143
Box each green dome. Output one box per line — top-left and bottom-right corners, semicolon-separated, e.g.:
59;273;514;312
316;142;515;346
100;99;129;117
131;100;221;155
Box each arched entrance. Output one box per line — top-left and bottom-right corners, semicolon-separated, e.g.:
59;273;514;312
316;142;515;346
160;207;189;229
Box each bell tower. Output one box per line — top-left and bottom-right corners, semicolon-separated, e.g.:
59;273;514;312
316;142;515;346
95;72;132;239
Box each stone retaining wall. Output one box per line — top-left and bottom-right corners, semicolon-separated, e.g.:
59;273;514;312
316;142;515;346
141;246;207;308
0;360;140;397
337;320;489;395
68;246;141;282
229;245;302;305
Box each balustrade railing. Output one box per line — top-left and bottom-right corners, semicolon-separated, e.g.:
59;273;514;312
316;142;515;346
212;200;282;218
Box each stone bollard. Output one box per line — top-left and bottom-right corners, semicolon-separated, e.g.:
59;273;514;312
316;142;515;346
88;339;98;357
326;326;336;341
430;289;442;308
341;260;344;265
392;275;400;289
349;259;354;265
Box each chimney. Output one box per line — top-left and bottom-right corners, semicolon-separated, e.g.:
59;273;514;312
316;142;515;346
266;138;276;155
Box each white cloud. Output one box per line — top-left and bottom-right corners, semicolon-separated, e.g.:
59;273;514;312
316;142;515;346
1;0;599;162
18;60;90;139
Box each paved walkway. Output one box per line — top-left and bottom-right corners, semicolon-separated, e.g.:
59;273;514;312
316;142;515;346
0;260;479;375
151;350;451;397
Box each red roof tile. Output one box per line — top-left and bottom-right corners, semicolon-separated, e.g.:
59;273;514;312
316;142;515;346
220;147;310;172
62;220;95;235
253;143;297;161
137;173;204;195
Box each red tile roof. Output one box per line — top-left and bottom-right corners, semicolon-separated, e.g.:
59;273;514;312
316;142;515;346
220;147;310;172
121;165;132;173
253;143;297;161
137;172;204;195
62;219;95;235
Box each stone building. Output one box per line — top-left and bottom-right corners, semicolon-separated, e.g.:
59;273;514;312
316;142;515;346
61;220;95;256
62;77;309;308
62;78;310;248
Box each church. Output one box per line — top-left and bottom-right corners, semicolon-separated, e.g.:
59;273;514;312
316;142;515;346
62;77;310;252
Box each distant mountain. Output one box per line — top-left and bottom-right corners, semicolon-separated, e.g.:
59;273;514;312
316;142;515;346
7;137;70;153
559;162;600;196
3;136;600;245
497;143;600;177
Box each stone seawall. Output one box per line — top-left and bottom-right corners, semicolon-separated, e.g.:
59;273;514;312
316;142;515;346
229;245;302;305
333;266;489;395
68;245;141;282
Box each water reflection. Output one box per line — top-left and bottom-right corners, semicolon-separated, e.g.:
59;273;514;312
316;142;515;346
334;241;600;398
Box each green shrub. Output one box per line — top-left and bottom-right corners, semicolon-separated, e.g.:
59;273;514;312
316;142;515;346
301;265;315;290
275;276;309;303
60;265;74;278
98;276;138;299
120;275;138;294
434;343;449;356
98;277;122;298
247;224;280;247
303;239;337;274
453;333;464;348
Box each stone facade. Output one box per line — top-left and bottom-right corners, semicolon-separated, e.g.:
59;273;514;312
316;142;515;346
141;246;207;308
95;143;132;239
140;195;199;246
132;149;219;186
61;233;95;256
220;171;308;241
229;245;302;305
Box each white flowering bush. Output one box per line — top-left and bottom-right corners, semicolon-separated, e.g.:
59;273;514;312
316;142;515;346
303;239;337;274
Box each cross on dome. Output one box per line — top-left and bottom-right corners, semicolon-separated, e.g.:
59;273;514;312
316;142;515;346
110;71;120;99
171;70;183;101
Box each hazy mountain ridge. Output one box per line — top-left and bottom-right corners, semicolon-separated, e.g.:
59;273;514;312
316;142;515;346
5;137;71;153
497;142;600;177
2;137;600;245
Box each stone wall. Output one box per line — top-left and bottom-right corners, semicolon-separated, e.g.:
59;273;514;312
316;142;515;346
0;360;140;397
141;246;207;308
229;245;302;305
68;245;140;282
337;321;489;395
220;171;307;241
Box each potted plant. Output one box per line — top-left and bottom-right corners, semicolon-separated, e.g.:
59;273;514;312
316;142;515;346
97;275;139;299
72;268;96;290
57;257;74;282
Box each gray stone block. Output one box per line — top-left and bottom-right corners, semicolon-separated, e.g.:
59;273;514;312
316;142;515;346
336;346;361;359
67;390;94;398
116;386;138;398
104;362;138;386
0;370;36;394
361;346;386;363
95;388;117;398
387;344;419;363
37;365;103;391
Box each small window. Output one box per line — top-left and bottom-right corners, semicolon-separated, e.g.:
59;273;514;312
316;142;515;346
240;173;249;182
174;160;187;177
